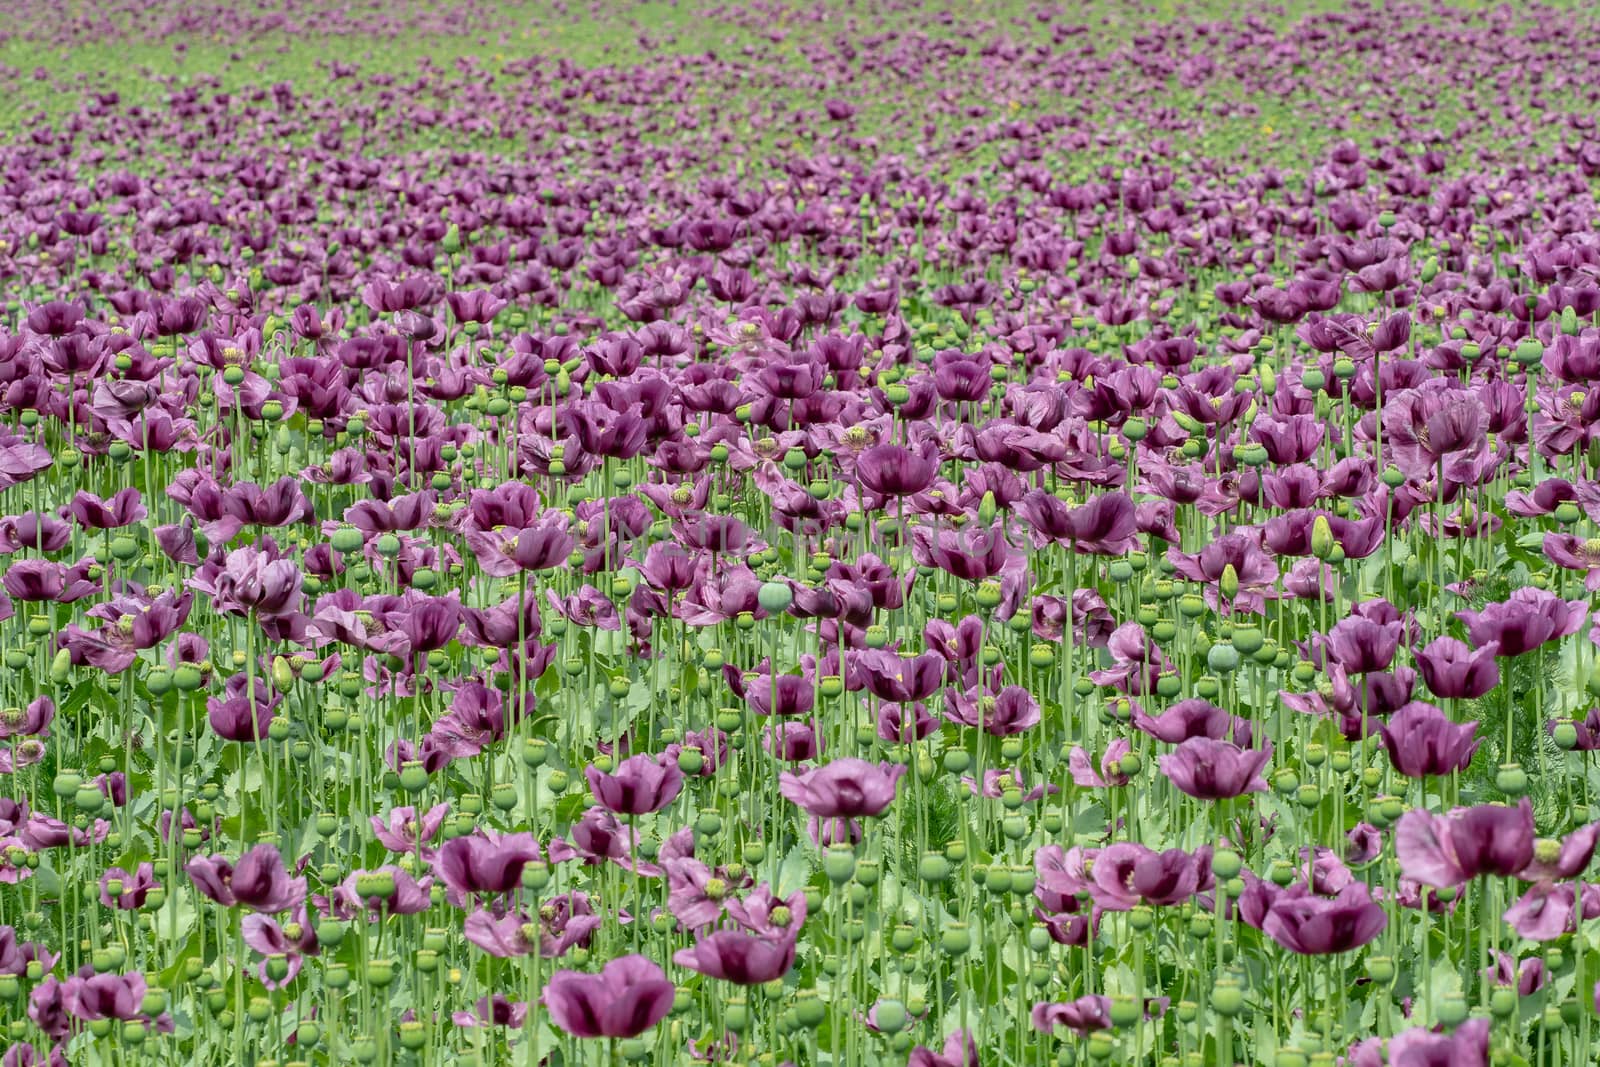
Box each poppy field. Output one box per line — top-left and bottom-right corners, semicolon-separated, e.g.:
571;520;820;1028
5;0;1600;1064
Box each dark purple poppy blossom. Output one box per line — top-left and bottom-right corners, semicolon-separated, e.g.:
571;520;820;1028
1019;490;1138;554
1261;882;1387;955
1503;882;1600;941
98;863;157;910
1412;636;1500;699
1088;843;1212;910
1378;702;1479;778
586;753;684;815
779;759;904;819
435;829;548;906
185;843;305;913
672;925;799;985
943;685;1040;736
1031;996;1112;1035
1158;738;1271;799
542;954;675;1039
1132;698;1252;747
1395;799;1535;887
1456;588;1586;657
853;648;945;703
1325;615;1402;674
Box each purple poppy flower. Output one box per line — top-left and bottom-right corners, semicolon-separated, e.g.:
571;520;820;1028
1378;702;1479;778
943;685;1040;737
543;954;675;1039
1031;995;1112;1035
1132;698;1252;747
1484;950;1547;997
63;972;147;1022
241;908;318;990
779;758;904;819
1325;615;1402;674
1412;636;1500;699
1088;843;1211;910
1456;587;1587;657
1158;738;1271;799
853;648;945;703
370;803;450;857
1395;798;1535;887
1261;882;1387;955
586;753;684;815
98;863;157;910
1019;490;1137;554
435;829;545;905
1503;882;1600;941
185;843;305;913
673;926;798;985
908;1030;979;1067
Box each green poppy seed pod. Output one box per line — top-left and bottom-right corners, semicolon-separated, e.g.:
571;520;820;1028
398;761;429;794
1555;501;1584;525
51;770;82;799
1496;762;1528;796
823;845;857;885
1109;996;1141;1028
1301;368;1326;392
694;810;722;837
607;676;631;699
791;991;826;1027
74;785;104;814
0;975;17;1002
398;1021;427;1051
1489;987;1517;1018
296;1022;322;1048
1128;905;1155;932
364;960;395;988
757;581;793;614
1435;992;1468;1026
1515;338;1543;365
247;996;272;1024
942;749;973;775
1211;979;1244;1017
1207;642;1240;674
1295;783;1321;809
1236;443;1270;467
1212;849;1243;880
674;744;705;775
1555;722;1581;750
1177;593;1206;619
942;923;972;956
1362;956;1396;984
489;782;518;811
1376;794;1404;823
873;999;908;1033
1276;1050;1307;1067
